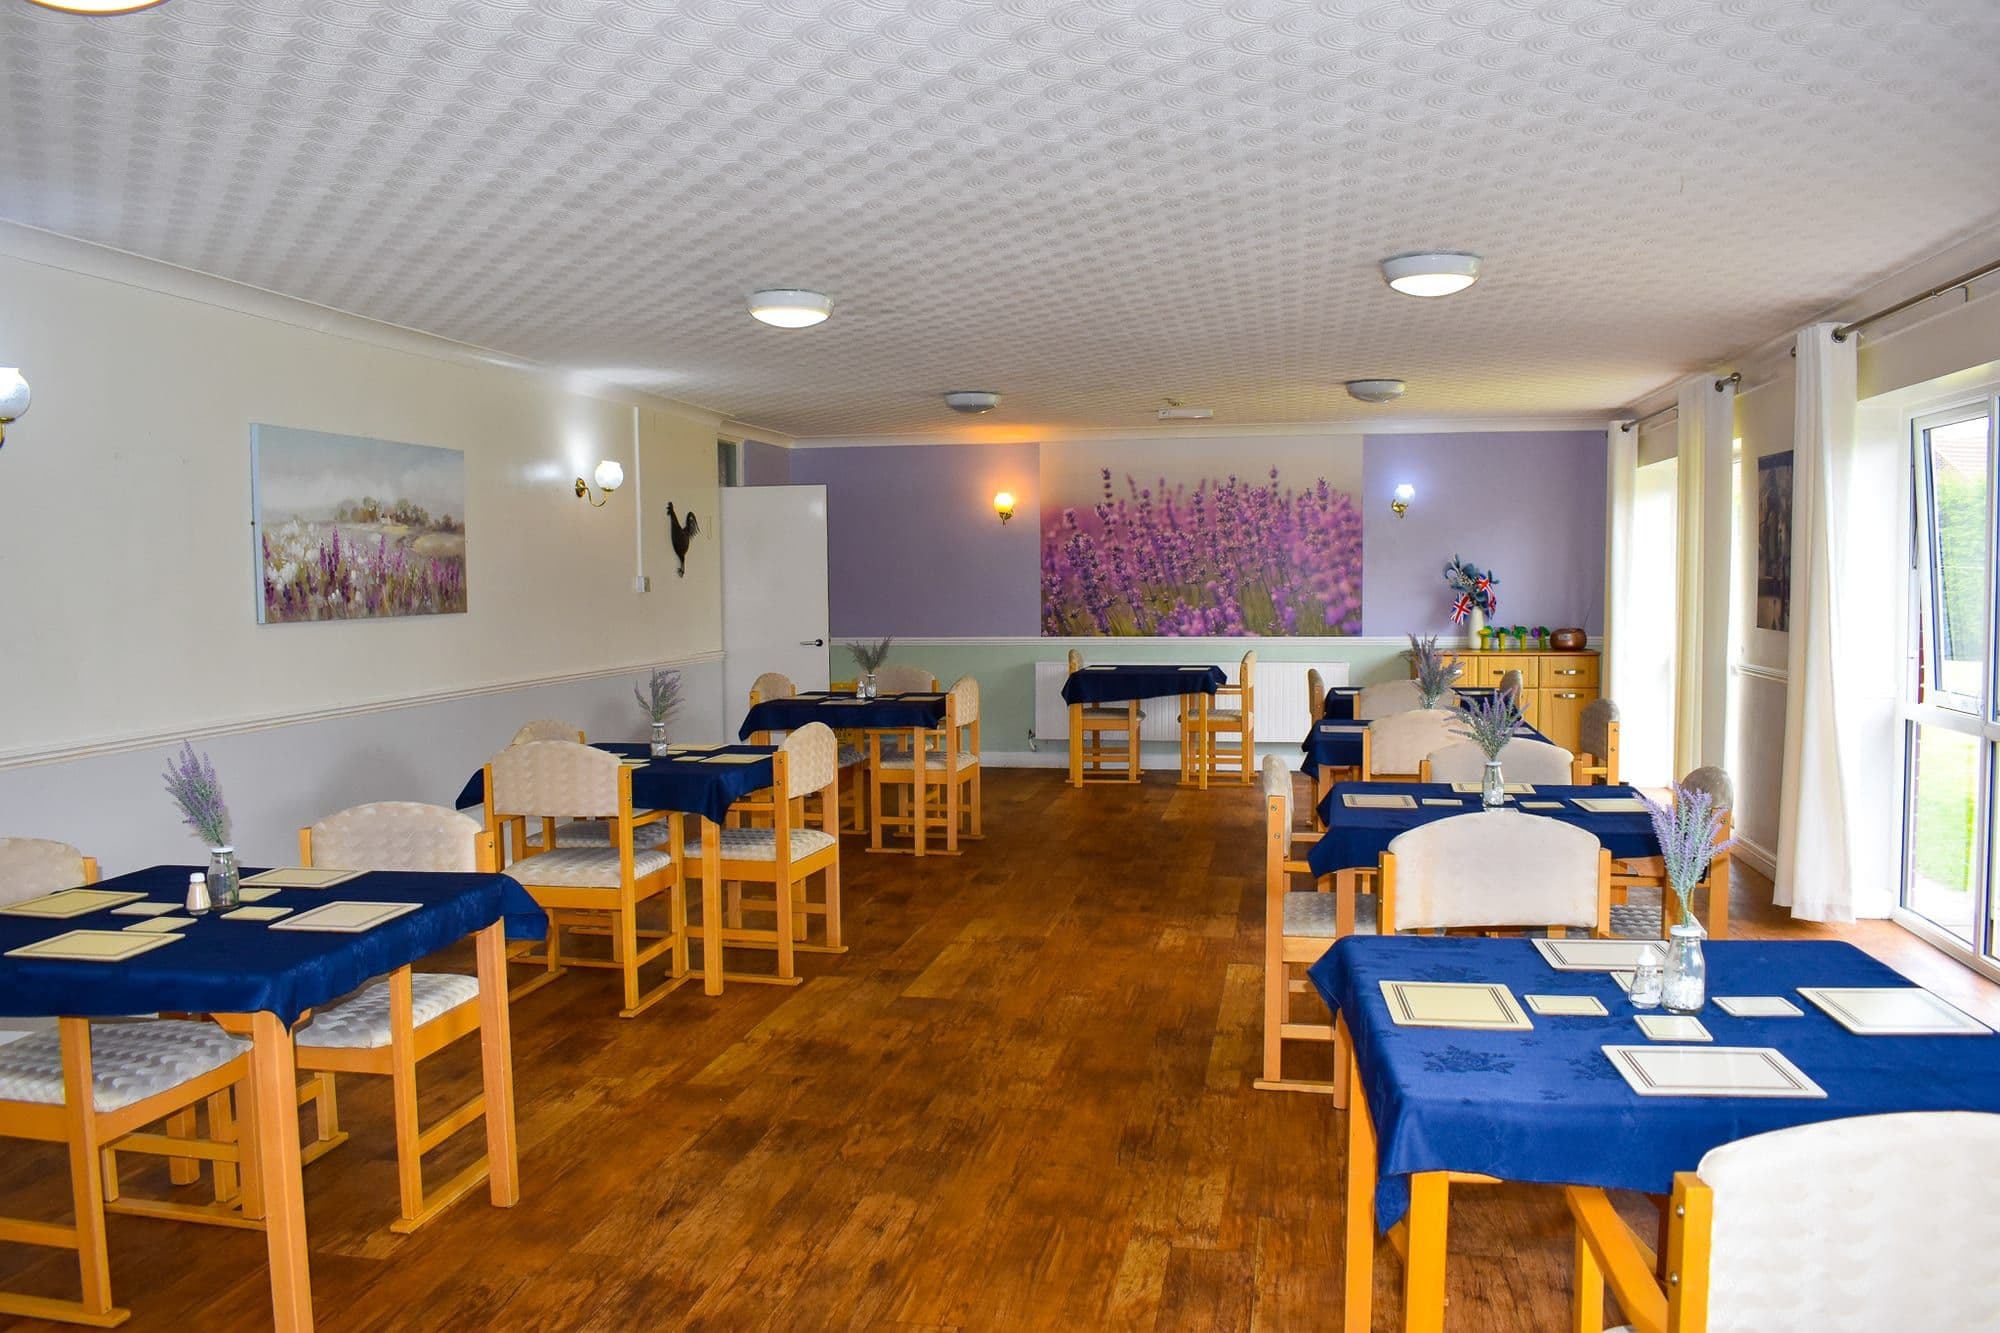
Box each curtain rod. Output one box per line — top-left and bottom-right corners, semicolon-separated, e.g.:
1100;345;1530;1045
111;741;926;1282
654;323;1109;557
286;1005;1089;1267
1618;373;1740;432
1833;254;2000;341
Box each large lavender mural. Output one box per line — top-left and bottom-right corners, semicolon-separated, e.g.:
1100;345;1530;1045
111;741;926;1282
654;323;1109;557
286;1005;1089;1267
1039;437;1364;636
251;425;467;624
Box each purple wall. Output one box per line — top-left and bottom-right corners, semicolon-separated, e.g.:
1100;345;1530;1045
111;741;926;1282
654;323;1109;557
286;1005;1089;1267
1361;431;1605;635
739;439;791;487
786;443;1041;636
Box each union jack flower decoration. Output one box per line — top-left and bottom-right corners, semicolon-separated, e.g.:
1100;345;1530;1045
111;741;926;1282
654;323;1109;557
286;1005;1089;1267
1450;594;1472;624
1443;555;1500;619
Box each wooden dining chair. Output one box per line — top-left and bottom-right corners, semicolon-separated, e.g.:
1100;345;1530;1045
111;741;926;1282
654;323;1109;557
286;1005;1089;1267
289;802;506;1234
1353;679;1429;720
511;719;585;746
1377;811;1612;937
1183;650;1257;784
1610;765;1734;939
0;836;100;906
872;676;981;853
873;664;939;695
1254;757;1350;1096
746;671;862;832
1419;737;1577;786
1306;668;1327;724
0;1017;259;1327
1572;697;1621;784
684;723;843;984
1496;668;1525;706
1359;709;1461;781
1067;648;1143;783
1567;1112;2000;1333
486;741;687;1017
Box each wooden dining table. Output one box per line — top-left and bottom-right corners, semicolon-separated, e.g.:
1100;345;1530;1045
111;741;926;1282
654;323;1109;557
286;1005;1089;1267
0;864;544;1331
738;691;954;855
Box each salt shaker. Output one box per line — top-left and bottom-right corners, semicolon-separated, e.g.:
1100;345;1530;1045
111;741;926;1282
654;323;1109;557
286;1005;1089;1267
185;871;212;916
1629;945;1665;1009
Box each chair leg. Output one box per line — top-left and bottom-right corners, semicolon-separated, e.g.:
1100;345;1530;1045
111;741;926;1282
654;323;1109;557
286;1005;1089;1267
165;1107;199;1186
822;856;843;950
388;971;425;1227
618;893;642;1016
208;1089;240;1202
968;768;982;837
60;1022;118;1322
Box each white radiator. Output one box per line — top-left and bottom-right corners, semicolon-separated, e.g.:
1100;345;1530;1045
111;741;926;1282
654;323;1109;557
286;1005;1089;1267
1033;659;1350;745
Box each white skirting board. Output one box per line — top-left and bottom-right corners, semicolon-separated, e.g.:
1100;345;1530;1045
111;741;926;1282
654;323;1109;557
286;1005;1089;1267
1032;659;1350;745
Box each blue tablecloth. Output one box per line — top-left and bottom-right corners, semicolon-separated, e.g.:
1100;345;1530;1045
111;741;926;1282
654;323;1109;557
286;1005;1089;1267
1307;782;1659;877
740;691;947;739
455;742;778;828
0;864;544;1026
1061;664;1227;707
1321;685;1495;721
1299;717;1548;781
1309;936;2000;1228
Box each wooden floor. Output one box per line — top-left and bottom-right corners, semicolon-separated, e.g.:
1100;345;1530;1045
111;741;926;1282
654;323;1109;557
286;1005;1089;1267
3;768;1996;1331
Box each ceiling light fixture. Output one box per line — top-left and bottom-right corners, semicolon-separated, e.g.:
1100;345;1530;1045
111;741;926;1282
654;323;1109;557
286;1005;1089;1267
1158;398;1213;421
1380;252;1482;298
25;0;171;12
1345;379;1407;404
748;289;831;328
944;390;1001;414
0;369;28;447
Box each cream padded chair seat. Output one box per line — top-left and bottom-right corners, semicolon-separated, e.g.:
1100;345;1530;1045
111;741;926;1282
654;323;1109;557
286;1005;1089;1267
686;827;837;861
297;974;480;1050
876;749;978;771
0;1020;248;1113
837;745;865;769
536;819;671;850
1284;891;1377;937
513;847;670;887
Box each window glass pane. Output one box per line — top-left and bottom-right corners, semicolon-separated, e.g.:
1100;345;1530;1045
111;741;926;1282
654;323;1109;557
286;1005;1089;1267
1905;723;1981;945
1923;415;1990;704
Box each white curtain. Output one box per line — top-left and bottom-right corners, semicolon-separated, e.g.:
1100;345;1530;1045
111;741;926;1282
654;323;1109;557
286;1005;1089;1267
1672;375;1735;778
1603;421;1639;704
1774;324;1898;920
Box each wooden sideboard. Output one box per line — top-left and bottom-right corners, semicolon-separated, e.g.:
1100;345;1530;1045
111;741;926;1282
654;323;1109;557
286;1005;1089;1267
1441;649;1601;754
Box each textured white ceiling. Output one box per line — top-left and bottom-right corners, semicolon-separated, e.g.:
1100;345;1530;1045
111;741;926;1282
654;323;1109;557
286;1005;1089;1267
4;0;1999;439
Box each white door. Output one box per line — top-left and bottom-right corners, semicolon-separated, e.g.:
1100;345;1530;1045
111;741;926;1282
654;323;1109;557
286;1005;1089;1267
721;485;831;737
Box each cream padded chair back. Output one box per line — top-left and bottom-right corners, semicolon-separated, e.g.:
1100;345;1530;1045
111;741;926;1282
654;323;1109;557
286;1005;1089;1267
0;838;90;907
1367;709;1461;774
1238;649;1258;680
947;675;980;725
1681;764;1734;812
1496;668;1524;704
781;723;839;799
1354;679;1426;720
875;664;936;695
1067;648;1083;672
309;803;481;873
1306;668;1326;722
511;719;582;746
1696;1111;2000;1332
1387;810;1600;930
1259;755;1292;832
490;740;620;819
751;671;797;702
1424;737;1576;786
1579;697;1619;760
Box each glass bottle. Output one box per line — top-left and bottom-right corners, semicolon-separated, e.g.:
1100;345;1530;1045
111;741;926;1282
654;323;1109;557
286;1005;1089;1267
1629;945;1665;1009
862;672;879;700
650;719;669;757
207;846;241;911
1663;923;1707;1013
1481;758;1506;808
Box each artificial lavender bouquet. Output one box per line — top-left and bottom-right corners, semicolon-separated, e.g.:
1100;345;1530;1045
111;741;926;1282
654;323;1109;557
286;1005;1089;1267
1454;691;1524;759
1639;784;1735;928
162;741;231;849
636;667;684;724
1406;633;1463;708
848;637;894;674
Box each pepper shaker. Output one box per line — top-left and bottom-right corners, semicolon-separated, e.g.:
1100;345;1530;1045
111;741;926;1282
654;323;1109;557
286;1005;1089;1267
185;871;212;916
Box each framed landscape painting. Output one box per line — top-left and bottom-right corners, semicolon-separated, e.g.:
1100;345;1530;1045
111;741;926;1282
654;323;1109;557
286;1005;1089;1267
251;425;467;623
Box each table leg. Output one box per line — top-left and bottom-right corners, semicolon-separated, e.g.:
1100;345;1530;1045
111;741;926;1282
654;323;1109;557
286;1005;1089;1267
1068;703;1083;787
1336;868;1356;939
473;924;520;1207
912;728;929;858
1126;700;1141;782
1708;857;1731;940
700;818;724;995
1342;1017;1375;1333
1199;693;1211;790
248;1010;313;1332
1404;1173;1450;1333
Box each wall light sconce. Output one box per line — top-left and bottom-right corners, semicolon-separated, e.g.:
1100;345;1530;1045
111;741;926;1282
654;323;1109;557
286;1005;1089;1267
0;369;29;448
993;491;1017;524
575;459;624;507
1390;483;1415;518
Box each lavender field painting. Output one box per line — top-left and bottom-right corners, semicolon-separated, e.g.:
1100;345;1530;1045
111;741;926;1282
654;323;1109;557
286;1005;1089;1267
1039;436;1364;636
251;425;467;623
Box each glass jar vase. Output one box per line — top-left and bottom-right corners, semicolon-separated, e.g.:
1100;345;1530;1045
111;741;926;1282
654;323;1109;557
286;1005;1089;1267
650;720;669;757
207;846;241;911
1481;758;1506;809
861;672;879;700
1663;923;1707;1013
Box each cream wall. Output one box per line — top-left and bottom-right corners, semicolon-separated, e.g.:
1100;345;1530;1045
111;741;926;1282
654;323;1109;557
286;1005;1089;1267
0;227;727;873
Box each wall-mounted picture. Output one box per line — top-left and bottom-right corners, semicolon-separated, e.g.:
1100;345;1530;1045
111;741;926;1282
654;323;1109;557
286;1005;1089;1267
1039;435;1364;636
1756;450;1793;632
251;425;467;623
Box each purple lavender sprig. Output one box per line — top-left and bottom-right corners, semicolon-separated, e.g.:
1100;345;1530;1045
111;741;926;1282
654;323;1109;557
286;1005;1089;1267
1406;633;1463;708
1452;691;1523;760
848;637;894;673
1638;784;1735;928
162;741;231;849
636;668;683;724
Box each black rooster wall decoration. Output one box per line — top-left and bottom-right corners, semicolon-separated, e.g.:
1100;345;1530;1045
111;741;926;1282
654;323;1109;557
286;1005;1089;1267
664;502;700;578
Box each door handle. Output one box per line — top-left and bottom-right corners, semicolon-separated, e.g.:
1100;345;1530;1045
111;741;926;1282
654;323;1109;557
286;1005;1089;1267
799;638;825;648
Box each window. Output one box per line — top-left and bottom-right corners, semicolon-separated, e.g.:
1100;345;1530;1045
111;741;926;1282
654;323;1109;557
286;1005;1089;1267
1900;400;1999;961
